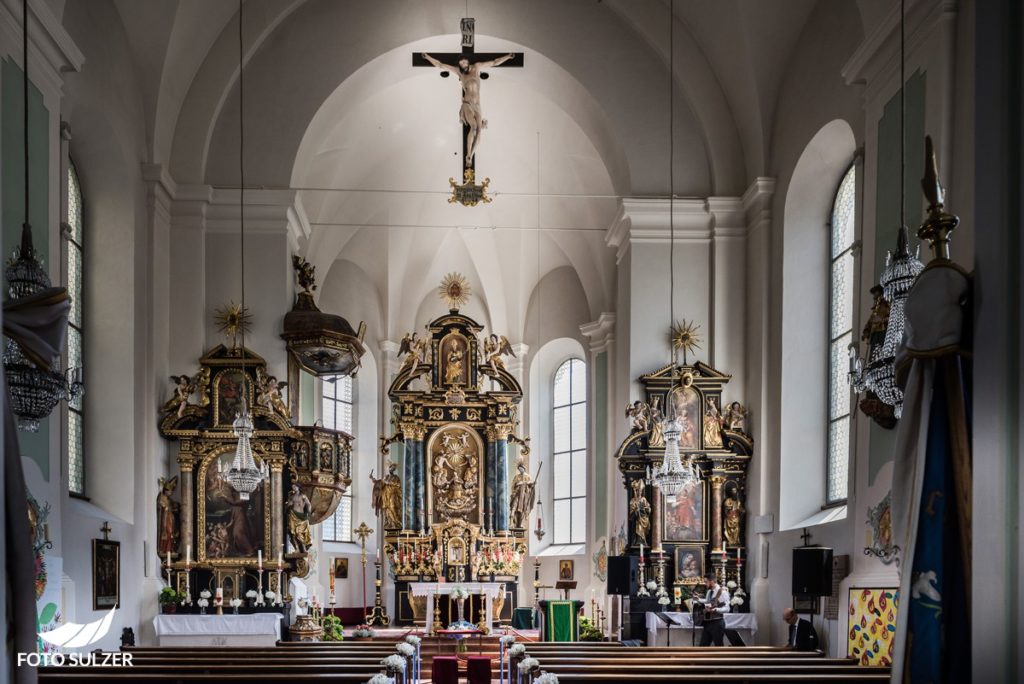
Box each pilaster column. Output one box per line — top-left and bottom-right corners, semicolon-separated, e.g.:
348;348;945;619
271;462;284;555
400;423;425;532
651;484;663;553
494;425;512;532
484;427;497;530
177;454;195;557
710;474;726;551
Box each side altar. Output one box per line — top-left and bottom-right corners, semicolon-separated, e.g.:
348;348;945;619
381;276;530;628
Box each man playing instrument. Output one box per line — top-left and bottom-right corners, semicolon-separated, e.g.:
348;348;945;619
696;572;731;646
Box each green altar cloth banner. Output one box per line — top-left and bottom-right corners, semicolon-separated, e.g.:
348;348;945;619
545;601;579;642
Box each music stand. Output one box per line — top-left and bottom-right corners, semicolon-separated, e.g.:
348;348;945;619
655;612;681;647
555;581;577;600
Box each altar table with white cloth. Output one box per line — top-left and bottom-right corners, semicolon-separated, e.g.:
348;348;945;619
646;611;758;646
153;613;283;646
409;582;504;634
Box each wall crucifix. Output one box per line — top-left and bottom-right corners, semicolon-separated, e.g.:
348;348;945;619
413;18;524;206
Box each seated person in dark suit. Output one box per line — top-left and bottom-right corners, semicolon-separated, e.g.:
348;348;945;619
782;607;819;651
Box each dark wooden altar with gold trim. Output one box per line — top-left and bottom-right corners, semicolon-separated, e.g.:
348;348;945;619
383;296;527;627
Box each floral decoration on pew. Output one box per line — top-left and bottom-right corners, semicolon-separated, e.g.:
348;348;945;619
395;641;415;657
381;653;407;675
535;673;559;684
365;675;394;684
509;643;526;658
405;634;421;646
518;656;540;675
500;634;516;647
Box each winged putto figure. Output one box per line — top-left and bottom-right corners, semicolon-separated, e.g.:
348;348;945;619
483;333;515;373
161;368;210;418
397;331;429;375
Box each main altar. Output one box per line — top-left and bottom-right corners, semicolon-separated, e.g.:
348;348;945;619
382;275;529;628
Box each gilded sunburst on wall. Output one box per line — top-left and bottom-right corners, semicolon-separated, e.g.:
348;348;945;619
214;302;253;350
438;272;472;311
670;319;702;365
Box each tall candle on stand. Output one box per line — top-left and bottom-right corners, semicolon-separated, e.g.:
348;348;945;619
186;544;191;567
258;549;263;570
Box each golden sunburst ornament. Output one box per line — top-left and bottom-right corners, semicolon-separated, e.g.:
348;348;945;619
438;272;472;311
215;302;253;350
671;319;702;365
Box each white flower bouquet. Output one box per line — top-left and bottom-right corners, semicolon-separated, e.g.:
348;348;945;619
365;675;394;684
518;657;540;673
726;580;737;589
535;673;560;684
646;581;658;591
197;598;209;608
199;590;212;599
509;643;526;658
245;590;257;599
450;586;471;600
381;654;407;673
395;642;416;657
404;634;421;646
230;598;242;608
658;595;671;606
265;591;276;600
500;634;516;646
730;596;745;606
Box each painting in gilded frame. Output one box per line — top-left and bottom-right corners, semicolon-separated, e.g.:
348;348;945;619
847;588;899;666
215;369;250;426
674;544;704;583
664;479;705;542
668;386;701;450
201;450;267;561
92;539;120;610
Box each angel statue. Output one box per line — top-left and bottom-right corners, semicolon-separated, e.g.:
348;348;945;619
163;375;195;419
157;476;180;555
287;484;313;553
397;332;429;375
509;457;538;529
723;401;749;433
483;333;515;373
370;461;403;529
625;400;651;433
256;372;291;421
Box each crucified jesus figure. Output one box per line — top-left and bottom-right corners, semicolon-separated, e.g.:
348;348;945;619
422;51;515;167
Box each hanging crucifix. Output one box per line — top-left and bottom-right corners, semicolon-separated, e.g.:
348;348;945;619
413;18;524;206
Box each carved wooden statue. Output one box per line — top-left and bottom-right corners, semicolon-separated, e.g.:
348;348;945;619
287;484;313;553
629;478;651;546
703;397;724;448
509;457;537;529
157;476;180;555
723;489;743;546
370;462;403;529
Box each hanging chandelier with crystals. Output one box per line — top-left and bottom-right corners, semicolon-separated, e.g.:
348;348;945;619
223;0;265;499
3;0;83;432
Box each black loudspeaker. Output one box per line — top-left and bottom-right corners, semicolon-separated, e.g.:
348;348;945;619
792;546;833;597
607;556;639;595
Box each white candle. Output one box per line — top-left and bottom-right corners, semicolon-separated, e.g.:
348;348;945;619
186;544;191;565
258;550;263;567
737;547;742;561
166;551;171;568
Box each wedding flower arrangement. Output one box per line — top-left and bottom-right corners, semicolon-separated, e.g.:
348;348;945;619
365;675;393;684
518;657;540;674
726;580;737;590
647;581;658;592
199;590;212;599
658;594;671;606
535;673;560;684
353;624;376;638
404;634;421;647
197;598;209;608
395;642;415;657
449;586;471;600
500;634;516;646
381;654;407;673
508;643;526;658
229;598;242;608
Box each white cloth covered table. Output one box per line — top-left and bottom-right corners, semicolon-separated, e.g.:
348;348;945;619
645;611;758;646
153;613;283;646
409;582;504;635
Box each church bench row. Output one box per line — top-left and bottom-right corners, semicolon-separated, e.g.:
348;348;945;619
38;674;374;683
545;676;891;683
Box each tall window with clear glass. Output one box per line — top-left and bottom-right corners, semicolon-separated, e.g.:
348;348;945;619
321;375;354;541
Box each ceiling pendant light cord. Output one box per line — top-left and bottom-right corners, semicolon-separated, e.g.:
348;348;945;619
668;0;676;375
22;0;29;230
899;0;905;231
238;0;246;370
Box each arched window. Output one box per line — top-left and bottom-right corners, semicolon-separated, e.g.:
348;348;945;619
321;375;353;542
826;164;856;504
552;358;586;544
65;162;85;496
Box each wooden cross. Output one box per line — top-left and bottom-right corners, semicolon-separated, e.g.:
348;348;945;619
100;521;112;541
413;18;524;205
800;527;812;546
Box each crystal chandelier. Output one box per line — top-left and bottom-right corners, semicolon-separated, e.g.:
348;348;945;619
4;0;83;432
848;0;922;420
223;0;265;499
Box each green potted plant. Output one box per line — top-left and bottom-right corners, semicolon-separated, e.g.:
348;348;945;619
159;587;182;614
321;615;344;641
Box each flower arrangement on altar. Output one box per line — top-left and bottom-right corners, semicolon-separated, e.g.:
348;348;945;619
637;580;656;598
449;585;471;600
197;591;210;612
727;581;747;608
353;624;376;638
321;614;344;641
381;654;407;674
246;588;266;607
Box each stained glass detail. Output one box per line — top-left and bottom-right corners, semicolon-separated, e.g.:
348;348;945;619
553;358;586;543
826;164;856;504
321;375;354;541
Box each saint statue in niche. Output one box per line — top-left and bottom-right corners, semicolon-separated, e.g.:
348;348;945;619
287;484;313;553
703;397;724;448
723;485;744;547
629;478;651;547
442;337;468;386
157;476;180;555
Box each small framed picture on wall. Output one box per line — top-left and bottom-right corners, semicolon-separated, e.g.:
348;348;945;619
558;559;574;581
92;539;120;610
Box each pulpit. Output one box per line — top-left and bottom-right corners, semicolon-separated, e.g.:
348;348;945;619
538;599;584;641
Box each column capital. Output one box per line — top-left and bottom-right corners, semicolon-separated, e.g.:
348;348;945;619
580;312;616;354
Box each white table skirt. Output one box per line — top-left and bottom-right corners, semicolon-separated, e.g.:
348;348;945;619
409;582;504;635
153;614;282;646
645;612;758;646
